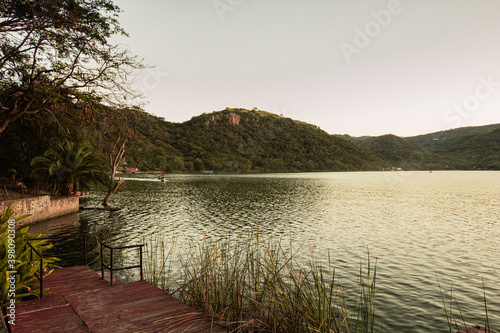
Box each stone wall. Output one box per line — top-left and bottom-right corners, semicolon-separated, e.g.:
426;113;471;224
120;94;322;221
0;195;79;226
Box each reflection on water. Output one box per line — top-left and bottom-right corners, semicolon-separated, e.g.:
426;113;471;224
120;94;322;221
29;212;81;235
33;171;500;332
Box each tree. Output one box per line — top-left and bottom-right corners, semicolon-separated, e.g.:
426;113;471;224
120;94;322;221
168;156;185;172
93;107;137;207
0;0;143;133
193;158;204;171
31;140;109;195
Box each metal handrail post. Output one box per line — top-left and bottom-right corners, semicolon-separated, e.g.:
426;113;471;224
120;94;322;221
100;243;104;280
39;257;43;298
109;248;113;287
139;246;143;281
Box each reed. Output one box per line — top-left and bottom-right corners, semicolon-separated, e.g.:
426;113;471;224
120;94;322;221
143;229;383;332
439;277;494;333
142;227;179;292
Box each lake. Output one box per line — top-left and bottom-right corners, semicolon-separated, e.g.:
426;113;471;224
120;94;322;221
29;171;500;332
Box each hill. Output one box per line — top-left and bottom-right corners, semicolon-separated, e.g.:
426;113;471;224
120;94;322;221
428;126;500;169
333;134;372;144
342;124;500;170
406;124;500;150
357;134;425;168
128;109;386;172
1;107;498;176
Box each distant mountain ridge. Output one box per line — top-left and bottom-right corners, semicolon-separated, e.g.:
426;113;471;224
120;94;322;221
129;108;386;172
128;109;499;172
357;135;425;169
2;108;497;176
335;124;500;170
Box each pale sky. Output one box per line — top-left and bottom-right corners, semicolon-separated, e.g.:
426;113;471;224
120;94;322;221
112;0;500;137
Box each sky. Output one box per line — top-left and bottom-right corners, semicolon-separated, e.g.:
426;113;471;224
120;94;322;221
111;0;500;137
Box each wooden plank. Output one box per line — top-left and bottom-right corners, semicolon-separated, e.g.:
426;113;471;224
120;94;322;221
13;295;67;313
11;303;91;333
14;266;226;332
33;265;111;296
66;281;225;333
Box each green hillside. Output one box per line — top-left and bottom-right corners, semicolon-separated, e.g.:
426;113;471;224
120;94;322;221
428;126;500;170
333;134;373;144
128;109;386;172
2;107;498;177
346;124;500;170
358;134;425;169
406;124;500;150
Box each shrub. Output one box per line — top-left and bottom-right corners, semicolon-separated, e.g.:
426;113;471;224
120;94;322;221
1;203;59;309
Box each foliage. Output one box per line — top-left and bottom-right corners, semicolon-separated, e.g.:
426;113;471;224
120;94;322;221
1;203;60;309
358;134;426;169
125;109;499;172
406;124;500;150
352;125;500;170
433;127;500;170
0;0;143;133
0;107;91;178
30;140;110;195
125;109;387;172
2;106;499;175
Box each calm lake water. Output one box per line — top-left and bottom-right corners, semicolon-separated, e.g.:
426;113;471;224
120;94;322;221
30;171;500;332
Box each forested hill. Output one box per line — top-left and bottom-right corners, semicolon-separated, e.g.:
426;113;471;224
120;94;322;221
335;124;500;170
405;123;500;150
2;107;498;176
357;135;425;169
129;108;386;172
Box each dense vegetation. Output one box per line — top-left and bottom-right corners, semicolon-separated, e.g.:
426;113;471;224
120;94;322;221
127;108;386;173
337;124;500;170
2;108;499;177
358;134;426;169
427;126;500;170
104;109;500;172
144;231;381;333
1;204;59;309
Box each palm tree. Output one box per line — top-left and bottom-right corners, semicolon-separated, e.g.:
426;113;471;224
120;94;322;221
31;141;110;196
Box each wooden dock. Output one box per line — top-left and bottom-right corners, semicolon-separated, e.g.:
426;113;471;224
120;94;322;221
9;266;226;333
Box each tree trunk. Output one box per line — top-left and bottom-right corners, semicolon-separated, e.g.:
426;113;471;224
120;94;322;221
102;178;124;207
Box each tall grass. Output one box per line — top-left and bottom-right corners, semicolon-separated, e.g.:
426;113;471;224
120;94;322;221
143;229;383;332
142;226;179;292
439;277;493;333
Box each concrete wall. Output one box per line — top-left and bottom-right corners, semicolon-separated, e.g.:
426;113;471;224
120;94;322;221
0;195;79;226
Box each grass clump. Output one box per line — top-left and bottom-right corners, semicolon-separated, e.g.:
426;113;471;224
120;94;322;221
144;230;383;332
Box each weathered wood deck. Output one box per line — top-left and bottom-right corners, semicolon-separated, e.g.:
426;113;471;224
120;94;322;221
10;266;226;333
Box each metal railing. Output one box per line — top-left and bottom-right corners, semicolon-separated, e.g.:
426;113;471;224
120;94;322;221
25;242;44;298
26;234;88;298
100;243;144;287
